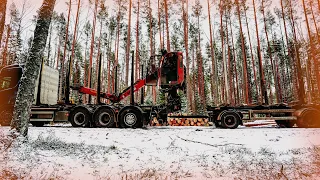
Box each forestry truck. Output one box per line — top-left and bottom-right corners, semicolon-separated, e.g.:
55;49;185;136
0;50;319;128
0;63;70;127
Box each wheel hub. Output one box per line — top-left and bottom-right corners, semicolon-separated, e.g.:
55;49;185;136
74;112;85;125
124;113;137;127
99;112;111;126
225;115;236;126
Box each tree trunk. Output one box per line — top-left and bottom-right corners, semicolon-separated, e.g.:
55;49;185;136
70;0;81;81
261;0;278;103
88;0;98;103
197;8;206;110
243;0;259;103
148;0;153;56
235;0;250;104
126;0;132;88
158;0;163;49
229;17;240;105
252;0;268;105
135;0;140;101
288;0;305;104
225;19;234;105
147;0;156;103
106;28;112;102
280;0;295;102
60;0;72;101
114;0;122;93
0;0;7;46
302;0;320;97
192;45;196;112
182;0;192;111
164;0;170;51
207;0;217;105
95;19;103;104
12;0;56;136
220;0;228;104
310;1;320;46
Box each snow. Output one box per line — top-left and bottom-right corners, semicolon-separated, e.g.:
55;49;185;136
1;126;320;179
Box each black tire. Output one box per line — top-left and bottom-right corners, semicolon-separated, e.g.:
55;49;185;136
275;120;295;128
214;121;222;128
69;107;91;127
0;109;13;126
31;122;45;127
119;108;142;128
296;109;320;128
93;108;115;128
220;111;240;129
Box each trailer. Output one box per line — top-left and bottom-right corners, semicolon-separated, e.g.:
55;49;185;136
0;50;319;129
68;51;320;129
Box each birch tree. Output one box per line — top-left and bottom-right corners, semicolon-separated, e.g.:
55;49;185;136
11;0;56;136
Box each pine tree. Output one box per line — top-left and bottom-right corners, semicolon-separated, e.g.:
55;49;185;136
70;0;81;82
207;0;217;105
252;0;268;104
235;0;250;104
302;0;320;97
60;0;72;101
88;0;99;103
192;0;206;112
164;0;170;51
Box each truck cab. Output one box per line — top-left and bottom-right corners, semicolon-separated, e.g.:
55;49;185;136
0;65;23;105
0;64;67;126
0;65;23;125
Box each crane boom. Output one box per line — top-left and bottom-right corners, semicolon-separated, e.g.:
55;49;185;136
72;51;186;109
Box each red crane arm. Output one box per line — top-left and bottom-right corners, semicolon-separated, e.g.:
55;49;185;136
71;78;148;103
118;79;147;101
72;86;120;103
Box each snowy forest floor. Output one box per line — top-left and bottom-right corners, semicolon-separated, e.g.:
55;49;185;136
1;125;320;180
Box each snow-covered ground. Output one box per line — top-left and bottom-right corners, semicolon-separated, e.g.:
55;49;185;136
1;125;320;179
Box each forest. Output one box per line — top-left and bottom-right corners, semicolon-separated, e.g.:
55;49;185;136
0;0;319;115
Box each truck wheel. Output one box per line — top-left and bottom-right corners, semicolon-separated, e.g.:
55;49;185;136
296;109;320;128
31;122;45;127
275;120;295;128
220;111;240;129
119;108;142;128
0;109;13;126
93;108;115;128
69;107;91;127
